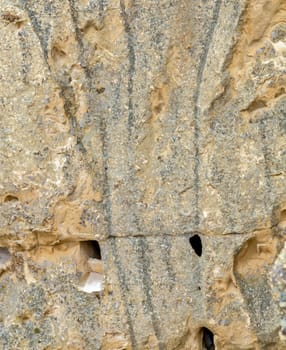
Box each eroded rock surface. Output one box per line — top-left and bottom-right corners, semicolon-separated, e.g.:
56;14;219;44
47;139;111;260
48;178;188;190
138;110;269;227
0;0;285;349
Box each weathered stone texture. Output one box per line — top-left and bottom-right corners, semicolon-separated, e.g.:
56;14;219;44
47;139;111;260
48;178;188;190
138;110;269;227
0;0;285;349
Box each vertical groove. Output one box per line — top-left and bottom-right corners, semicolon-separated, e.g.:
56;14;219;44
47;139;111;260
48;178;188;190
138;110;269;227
193;0;223;228
18;29;31;84
259;117;274;212
119;0;136;131
68;0;113;236
20;1;50;63
160;235;176;291
110;238;137;348
120;0;139;232
137;237;165;350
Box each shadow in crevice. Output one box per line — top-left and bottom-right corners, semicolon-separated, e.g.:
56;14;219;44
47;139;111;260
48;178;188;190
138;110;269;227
202;327;215;350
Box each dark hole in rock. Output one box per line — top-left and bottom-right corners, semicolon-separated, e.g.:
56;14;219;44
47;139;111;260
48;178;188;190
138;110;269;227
96;87;105;94
189;234;202;257
247;99;267;112
91;240;101;259
79;240;102;262
34;327;40;334
79;240;103;293
202;327;215;350
4;194;18;202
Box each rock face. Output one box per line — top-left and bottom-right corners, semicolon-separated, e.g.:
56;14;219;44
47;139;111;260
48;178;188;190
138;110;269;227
0;0;285;349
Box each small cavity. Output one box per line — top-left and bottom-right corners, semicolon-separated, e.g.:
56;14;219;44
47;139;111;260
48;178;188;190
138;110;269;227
202;327;215;350
4;194;19;202
34;327;40;334
89;240;101;259
0;247;11;267
243;99;267;113
79;240;103;293
153;102;164;114
51;45;67;63
274;87;285;98
189;234;202;257
79;240;101;259
96;87;105;94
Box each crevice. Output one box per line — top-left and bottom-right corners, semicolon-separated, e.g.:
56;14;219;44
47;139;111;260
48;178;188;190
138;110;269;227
202;327;215;350
241;83;286;117
241;99;267;113
104;227;275;239
80;240;101;260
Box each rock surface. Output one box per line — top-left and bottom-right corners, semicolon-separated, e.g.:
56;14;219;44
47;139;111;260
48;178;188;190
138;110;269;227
0;0;285;349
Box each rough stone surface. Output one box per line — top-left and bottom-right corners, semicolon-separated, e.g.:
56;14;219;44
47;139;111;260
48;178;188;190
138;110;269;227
0;0;285;349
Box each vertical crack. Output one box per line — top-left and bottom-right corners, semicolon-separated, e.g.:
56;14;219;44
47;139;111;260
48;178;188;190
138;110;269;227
258;116;275;212
119;0;135;132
